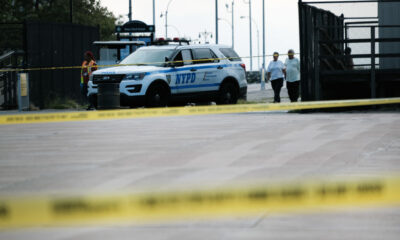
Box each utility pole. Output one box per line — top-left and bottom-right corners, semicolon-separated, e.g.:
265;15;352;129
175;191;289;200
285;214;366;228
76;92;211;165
129;0;132;21
225;1;235;49
216;0;219;44
163;0;175;38
153;0;155;26
243;0;253;71
249;0;252;71
261;0;266;90
232;1;234;49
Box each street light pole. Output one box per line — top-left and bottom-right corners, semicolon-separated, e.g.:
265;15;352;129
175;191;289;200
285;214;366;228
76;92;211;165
218;18;233;46
199;30;213;44
225;1;235;49
261;0;266;90
241;16;259;70
129;0;132;21
164;0;174;38
249;0;252;70
243;0;253;71
216;0;219;44
153;0;155;26
232;0;234;49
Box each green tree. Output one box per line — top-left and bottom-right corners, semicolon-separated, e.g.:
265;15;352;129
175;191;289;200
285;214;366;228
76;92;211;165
0;0;118;40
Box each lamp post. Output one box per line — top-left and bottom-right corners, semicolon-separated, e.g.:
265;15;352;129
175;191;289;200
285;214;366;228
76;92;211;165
215;0;219;44
241;16;259;71
225;1;235;49
169;24;181;37
199;30;213;44
218;18;233;47
129;0;132;21
243;0;252;71
153;0;155;26
160;0;175;38
261;0;265;90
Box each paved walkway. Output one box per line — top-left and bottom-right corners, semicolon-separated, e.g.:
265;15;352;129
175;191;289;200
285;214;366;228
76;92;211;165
0;112;399;239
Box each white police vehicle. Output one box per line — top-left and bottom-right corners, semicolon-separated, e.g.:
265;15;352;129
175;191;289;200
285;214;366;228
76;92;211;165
88;42;247;107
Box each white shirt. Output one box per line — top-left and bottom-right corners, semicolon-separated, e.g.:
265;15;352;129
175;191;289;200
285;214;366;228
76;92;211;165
284;57;300;82
267;60;285;81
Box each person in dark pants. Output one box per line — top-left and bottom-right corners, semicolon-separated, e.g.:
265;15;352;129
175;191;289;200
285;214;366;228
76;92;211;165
81;51;97;110
284;49;300;102
267;52;285;103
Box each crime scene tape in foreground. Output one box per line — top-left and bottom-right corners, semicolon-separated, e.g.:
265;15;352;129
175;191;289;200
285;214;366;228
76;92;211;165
0;175;399;228
1;97;400;125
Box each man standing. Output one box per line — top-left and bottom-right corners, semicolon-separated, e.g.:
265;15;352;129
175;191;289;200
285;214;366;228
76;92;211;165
81;51;97;110
284;49;300;102
267;52;285;103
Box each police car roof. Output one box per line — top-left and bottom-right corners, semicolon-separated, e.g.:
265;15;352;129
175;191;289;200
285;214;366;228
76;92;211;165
144;44;232;50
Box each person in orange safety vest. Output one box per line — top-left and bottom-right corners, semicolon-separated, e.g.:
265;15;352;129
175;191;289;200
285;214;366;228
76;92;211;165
81;51;97;110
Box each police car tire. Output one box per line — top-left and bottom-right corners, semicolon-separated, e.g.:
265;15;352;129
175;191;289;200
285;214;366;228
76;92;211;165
217;82;238;105
146;84;170;107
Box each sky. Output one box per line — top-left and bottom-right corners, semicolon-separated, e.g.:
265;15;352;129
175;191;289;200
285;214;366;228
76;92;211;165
99;0;377;70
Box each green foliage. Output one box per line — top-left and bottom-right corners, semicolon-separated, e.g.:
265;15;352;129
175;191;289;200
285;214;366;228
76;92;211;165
44;96;84;110
0;0;118;40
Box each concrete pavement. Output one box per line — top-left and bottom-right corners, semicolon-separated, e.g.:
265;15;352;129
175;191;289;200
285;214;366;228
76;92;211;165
0;110;399;239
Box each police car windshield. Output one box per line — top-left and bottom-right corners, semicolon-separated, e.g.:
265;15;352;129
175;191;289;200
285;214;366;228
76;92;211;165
120;48;174;67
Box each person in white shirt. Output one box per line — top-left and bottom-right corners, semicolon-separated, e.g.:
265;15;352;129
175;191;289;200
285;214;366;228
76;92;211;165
267;52;286;103
284;49;300;102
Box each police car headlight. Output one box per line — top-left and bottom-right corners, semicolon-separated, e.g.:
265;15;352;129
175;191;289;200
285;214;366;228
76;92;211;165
124;73;146;81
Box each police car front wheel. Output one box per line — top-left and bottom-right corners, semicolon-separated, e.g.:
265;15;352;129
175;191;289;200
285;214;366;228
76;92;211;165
146;84;170;107
217;82;238;105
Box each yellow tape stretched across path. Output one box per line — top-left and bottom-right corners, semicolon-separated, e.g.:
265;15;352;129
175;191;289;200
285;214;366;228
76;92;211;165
1;175;399;228
0;54;296;73
0;97;400;125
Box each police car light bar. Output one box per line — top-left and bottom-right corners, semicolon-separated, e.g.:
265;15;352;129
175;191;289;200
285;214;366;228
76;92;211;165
153;37;190;46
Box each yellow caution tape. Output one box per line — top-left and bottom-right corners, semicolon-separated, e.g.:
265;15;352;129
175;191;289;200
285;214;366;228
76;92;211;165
0;98;399;125
0;53;295;73
1;175;399;228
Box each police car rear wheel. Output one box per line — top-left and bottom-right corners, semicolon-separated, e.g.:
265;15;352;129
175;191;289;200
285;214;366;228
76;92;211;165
217;82;238;105
146;84;169;107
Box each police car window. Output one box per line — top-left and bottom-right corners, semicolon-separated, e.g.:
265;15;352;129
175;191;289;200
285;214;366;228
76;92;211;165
173;50;193;66
120;48;174;67
193;48;219;64
219;48;241;62
181;50;193;65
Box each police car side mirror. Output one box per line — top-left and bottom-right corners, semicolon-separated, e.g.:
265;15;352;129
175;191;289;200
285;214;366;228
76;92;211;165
165;57;174;68
166;57;183;68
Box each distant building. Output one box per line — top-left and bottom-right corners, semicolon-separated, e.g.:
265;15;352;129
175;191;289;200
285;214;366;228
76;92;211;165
378;1;400;69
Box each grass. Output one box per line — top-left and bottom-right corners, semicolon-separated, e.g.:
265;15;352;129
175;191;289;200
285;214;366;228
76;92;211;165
237;99;269;105
44;97;85;110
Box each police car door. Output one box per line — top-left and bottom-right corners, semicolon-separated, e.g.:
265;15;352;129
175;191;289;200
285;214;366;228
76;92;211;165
171;49;199;94
190;48;221;94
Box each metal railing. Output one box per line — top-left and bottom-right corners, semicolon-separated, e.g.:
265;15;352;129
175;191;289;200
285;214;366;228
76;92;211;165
0;50;25;110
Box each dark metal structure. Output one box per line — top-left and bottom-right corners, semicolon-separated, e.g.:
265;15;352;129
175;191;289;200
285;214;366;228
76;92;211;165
0;21;99;109
0;51;24;109
26;21;99;108
299;0;400;101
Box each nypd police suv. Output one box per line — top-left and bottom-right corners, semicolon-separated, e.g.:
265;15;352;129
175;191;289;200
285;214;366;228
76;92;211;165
88;42;247;107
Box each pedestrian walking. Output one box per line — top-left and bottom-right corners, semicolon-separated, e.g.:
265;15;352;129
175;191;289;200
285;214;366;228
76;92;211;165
267;52;285;103
284;49;300;102
81;51;97;110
